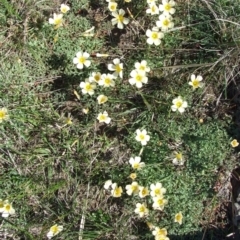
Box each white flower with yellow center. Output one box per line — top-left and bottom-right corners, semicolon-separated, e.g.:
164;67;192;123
174;212;183;225
126;181;140;195
134;203;149;217
97;95;108;104
89;72;102;84
172;152;184;166
0;107;9;123
129;70;148;88
111;9;130;29
47;224;63;239
60;4;70;13
152;196;168;210
135;129;150;146
146;3;159;15
129;156;145;170
156;14;174;31
146;29;164;46
159;0;176;16
150;182;166;197
171;96;188;113
99;74;115;88
155;236;170;240
152;227;168;238
97;111;111;124
134;60;150;73
0;200;15;218
80;79;96;95
231;139;239;148
108;58;123;78
108;2;118;12
49;13;63;28
73;52;91;69
139;186;149;198
189;74;203;89
104;179;113;190
111;183;123;197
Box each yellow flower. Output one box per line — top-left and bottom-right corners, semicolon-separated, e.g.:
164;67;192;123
139;186;149;198
0;200;15;218
60;4;70;13
111;183;123;197
97;95;108;104
0;107;9;123
47;224;63;239
231;139;239;148
134;203;149;217
125;181;139;195
49;13;63;28
174;212;183;224
129;173;137;180
189;74;203;89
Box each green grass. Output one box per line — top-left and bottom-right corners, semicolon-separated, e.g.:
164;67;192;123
0;0;240;239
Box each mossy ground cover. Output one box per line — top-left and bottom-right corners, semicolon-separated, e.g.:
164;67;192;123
0;0;240;239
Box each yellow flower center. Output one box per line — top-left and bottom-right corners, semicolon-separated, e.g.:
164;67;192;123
139;66;146;71
154;189;160;195
117;15;124;22
151;6;156;12
5;204;11;211
114;187;122;196
62;7;67;13
141;188;148;196
51;225;59;234
157;199;164;205
176;214;182;222
176;101;183;108
163;19;169;26
139;134;145;140
85;83;92;91
104;78;111;85
151;32;158;39
54;18;62;25
94;75;101;82
136;75;142;82
139;206;145;212
133;163;140;169
0;111;6;119
175;153;182;160
65;117;72;125
78;57;85;64
115;64;122;73
192;79;199;88
99;115;106;121
164;3;171;11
